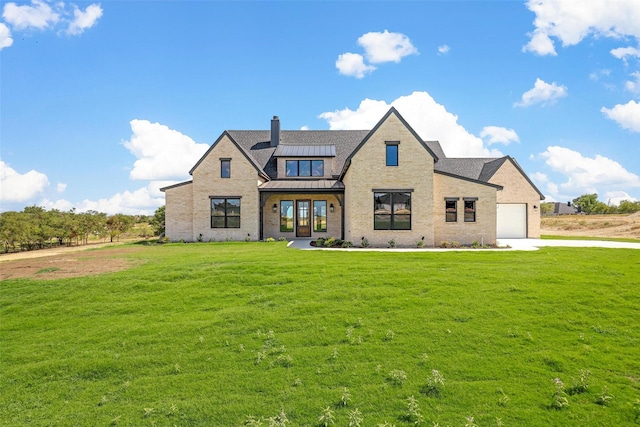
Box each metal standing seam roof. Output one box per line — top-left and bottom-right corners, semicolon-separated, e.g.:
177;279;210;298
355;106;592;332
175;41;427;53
259;180;344;190
273;144;336;157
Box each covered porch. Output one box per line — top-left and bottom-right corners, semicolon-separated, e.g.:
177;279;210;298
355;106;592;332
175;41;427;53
259;180;344;241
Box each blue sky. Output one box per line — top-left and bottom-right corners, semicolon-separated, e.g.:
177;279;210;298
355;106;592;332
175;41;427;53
1;0;639;215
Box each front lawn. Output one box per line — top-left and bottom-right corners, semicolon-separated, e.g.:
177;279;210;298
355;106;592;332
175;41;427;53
1;243;639;426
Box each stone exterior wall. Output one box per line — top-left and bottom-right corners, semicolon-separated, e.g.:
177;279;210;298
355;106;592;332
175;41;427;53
164;182;193;242
489;160;542;238
262;193;343;240
191;135;263;241
433;174;497;245
343;113;435;247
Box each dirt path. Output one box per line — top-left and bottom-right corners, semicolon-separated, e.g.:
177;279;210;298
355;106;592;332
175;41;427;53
0;241;127;262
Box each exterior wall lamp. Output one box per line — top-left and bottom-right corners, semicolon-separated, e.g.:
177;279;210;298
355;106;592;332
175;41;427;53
272;203;278;213
329;203;334;213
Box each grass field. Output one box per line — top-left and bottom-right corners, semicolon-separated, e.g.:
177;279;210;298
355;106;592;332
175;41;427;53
1;242;639;426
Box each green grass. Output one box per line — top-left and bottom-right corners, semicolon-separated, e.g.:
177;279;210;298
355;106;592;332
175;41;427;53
541;235;640;243
2;242;639;426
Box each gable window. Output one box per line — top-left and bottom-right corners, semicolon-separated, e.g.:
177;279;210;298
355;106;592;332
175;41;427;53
314;200;327;232
464;198;477;222
280;200;293;232
374;191;411;230
211;197;241;228
445;198;458;222
386;142;399;166
286;160;324;177
221;159;231;178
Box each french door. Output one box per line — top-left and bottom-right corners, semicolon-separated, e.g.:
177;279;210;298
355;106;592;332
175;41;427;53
296;200;311;237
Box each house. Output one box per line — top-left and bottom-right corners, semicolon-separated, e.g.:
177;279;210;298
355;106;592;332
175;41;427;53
161;108;544;246
551;202;579;215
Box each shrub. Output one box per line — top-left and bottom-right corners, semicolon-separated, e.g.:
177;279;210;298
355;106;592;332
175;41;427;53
415;238;425;248
360;237;369;248
551;378;569;409
324;237;336;248
403;395;423;425
341;240;353;248
440;241;449;248
422;369;445;396
387;238;396;248
264;237;276;243
277;237;287;242
347;408;363;427
471;240;480;249
318;406;335;426
388;369;407;386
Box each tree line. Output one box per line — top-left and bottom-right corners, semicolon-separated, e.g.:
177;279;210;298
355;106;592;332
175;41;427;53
0;206;165;253
541;193;640;215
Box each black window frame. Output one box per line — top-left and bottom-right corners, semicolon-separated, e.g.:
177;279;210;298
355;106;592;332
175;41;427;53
445;198;458;222
464;198;476;223
313;200;327;232
285;160;324;177
374;191;412;230
280;200;294;232
211;197;241;228
220;158;231;178
386;142;399;167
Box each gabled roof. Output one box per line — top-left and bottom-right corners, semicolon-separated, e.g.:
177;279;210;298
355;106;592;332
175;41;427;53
339;107;439;179
434;156;544;199
189;131;270;180
227;130;368;178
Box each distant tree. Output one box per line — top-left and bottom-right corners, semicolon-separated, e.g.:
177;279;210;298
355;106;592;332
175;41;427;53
105;214;134;242
617;200;640;214
150;205;165;236
540;202;554;216
572;194;599;214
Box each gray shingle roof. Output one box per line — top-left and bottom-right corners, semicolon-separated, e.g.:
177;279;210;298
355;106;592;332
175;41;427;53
227;130;368;178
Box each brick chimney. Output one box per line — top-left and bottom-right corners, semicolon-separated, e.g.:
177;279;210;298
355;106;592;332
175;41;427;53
270;116;280;147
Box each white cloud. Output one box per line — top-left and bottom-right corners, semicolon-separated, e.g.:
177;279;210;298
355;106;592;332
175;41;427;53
336;52;376;78
601;100;640;132
41;183;165;216
0;160;49;202
610;46;640;62
319;91;502;158
300;125;309;131
2;0;60;30
523;0;640;56
357;30;418;64
523;28;557;56
123;119;209;181
604;190;637;205
531;171;560;200
624;71;640;94
480;126;520;145
515;78;568;107
539;146;640;196
56;182;66;193
0;23;13;49
438;44;450;55
66;3;102;36
589;68;611;81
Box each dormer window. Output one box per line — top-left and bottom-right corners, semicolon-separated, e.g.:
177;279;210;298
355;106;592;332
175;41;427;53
286;160;324;177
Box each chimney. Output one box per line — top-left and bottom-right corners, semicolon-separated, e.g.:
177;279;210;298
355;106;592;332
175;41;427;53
270;116;280;147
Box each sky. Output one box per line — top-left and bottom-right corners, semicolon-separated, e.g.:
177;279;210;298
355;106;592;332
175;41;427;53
1;0;639;215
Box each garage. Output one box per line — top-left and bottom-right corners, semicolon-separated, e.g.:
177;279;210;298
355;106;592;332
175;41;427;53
497;203;527;238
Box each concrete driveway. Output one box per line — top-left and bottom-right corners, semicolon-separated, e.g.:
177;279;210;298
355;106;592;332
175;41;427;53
497;238;640;251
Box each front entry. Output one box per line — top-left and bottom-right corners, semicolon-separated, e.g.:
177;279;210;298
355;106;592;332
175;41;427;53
296;200;311;237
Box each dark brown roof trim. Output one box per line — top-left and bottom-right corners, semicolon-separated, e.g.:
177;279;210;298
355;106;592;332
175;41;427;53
339;107;439;180
189;131;270;181
435;170;504;190
159;180;193;192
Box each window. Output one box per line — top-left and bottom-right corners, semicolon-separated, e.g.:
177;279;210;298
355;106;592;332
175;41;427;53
445;199;457;222
374;192;411;230
221;159;230;178
211;198;240;228
386;143;399;166
286;160;324;177
314;200;327;232
280;201;293;232
464;199;476;222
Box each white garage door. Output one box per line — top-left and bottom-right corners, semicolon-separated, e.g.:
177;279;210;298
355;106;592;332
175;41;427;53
497;204;527;238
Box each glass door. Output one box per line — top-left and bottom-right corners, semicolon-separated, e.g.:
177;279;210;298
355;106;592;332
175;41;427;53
296;200;311;237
